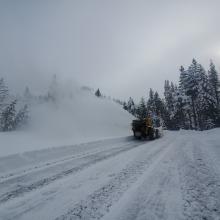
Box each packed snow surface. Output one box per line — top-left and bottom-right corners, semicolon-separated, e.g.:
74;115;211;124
0;129;220;220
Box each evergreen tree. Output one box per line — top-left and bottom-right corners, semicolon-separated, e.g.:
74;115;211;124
123;101;128;111
208;60;220;126
113;98;124;106
146;89;165;118
95;89;102;97
164;80;178;129
196;63;218;129
0;78;9;112
179;66;188;91
147;88;155;114
184;59;201;129
0;100;17;131
208;61;220;106
14;104;29;129
127;97;136;115
172;88;188;129
136;97;147;119
23;86;33;103
178;66;193;128
153;91;163;116
164;80;175;114
48;74;59;102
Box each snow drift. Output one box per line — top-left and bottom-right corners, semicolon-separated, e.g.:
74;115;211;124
0;88;133;157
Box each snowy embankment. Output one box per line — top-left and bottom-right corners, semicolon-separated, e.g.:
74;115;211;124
0;129;220;220
0;89;133;157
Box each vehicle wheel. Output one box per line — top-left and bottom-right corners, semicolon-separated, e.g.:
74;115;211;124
133;130;136;137
133;131;141;139
149;129;155;140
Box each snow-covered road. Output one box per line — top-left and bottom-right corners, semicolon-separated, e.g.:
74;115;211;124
0;130;220;220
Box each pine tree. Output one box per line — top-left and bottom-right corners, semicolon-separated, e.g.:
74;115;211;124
196;63;218;129
164;80;175;114
178;66;193;128
153;91;162;116
95;89;102;97
164;80;179;129
0;78;9;112
208;61;220;125
147;88;155;114
14;104;29;129
173;87;188;129
23;86;33;103
48;74;59;102
0;100;17;131
113;98;124;106
208;61;219;103
184;59;201;129
179;66;188;91
127;97;136;115
136;97;147;120
123;101;128;111
146;89;165;118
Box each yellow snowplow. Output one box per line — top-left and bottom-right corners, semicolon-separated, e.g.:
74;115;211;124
131;118;162;140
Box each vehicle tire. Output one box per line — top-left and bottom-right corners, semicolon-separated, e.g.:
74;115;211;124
133;131;141;139
149;128;155;140
155;129;159;139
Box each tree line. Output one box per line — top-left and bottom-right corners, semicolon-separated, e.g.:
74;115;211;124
1;59;219;132
123;59;220;130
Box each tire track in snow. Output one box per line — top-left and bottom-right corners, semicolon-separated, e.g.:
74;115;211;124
177;136;220;220
0;140;144;204
0;137;134;182
102;141;184;220
0;140;135;184
55;138;175;220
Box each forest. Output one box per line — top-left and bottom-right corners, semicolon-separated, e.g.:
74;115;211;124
123;59;220;130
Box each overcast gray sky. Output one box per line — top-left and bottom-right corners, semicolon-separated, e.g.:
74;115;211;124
0;0;220;100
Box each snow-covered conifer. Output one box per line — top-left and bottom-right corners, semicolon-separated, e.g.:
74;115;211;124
0;78;9;112
0;100;17;131
95;89;102;97
48;75;60;102
123;101;128;111
208;61;220;106
147;88;155;114
14;104;29;129
127;97;136;115
23;86;33;103
136;97;147;119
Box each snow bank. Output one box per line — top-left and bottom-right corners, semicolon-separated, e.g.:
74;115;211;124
0;89;133;157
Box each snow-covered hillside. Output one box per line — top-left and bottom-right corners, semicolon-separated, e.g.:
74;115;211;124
0;88;133;156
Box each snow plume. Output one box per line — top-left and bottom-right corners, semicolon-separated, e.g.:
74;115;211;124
0;78;133;156
30;88;131;137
